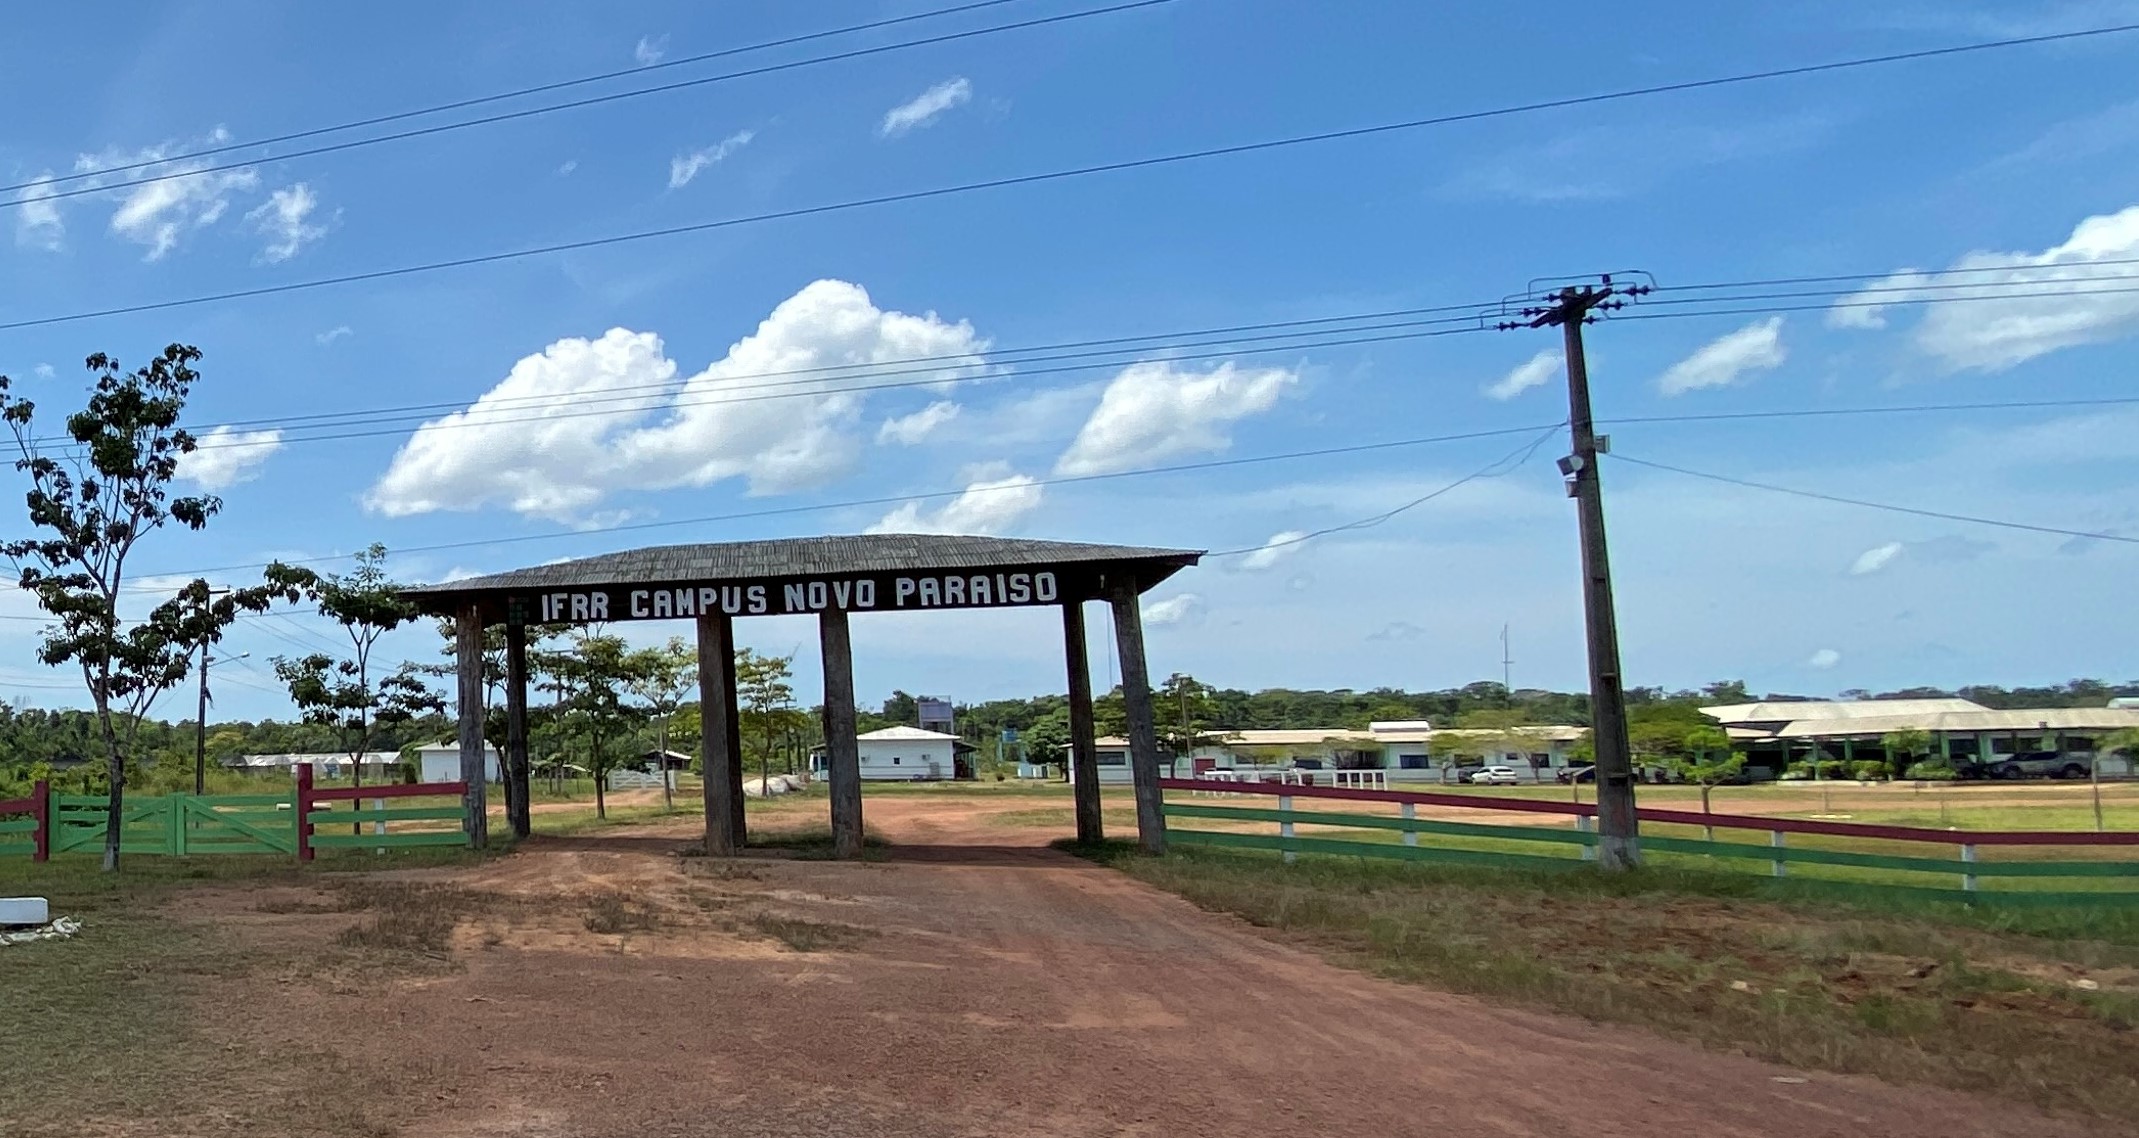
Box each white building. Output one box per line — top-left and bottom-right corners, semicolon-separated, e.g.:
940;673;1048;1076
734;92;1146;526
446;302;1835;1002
1062;721;1590;786
807;726;963;781
415;742;502;784
228;751;398;780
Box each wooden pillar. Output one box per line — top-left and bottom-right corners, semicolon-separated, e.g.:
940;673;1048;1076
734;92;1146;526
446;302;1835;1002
1063;600;1103;844
819;607;864;859
722;637;746;843
696;610;742;855
455;603;490;848
1108;578;1165;855
504;621;532;839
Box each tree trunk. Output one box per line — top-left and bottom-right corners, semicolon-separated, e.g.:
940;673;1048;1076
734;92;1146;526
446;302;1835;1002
1701;784;1714;843
94;683;125;873
659;721;673;812
593;729;606;819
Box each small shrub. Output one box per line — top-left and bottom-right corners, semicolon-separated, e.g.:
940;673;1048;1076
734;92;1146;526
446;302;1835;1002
744;914;869;952
1905;759;1956;781
582;892;659;934
1849;760;1887;781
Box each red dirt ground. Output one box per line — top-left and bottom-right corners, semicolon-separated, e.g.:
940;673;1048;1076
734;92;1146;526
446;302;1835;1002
181;794;2112;1138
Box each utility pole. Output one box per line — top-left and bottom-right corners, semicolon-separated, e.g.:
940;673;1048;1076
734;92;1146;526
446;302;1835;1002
194;647;248;795
1500;623;1513;696
1505;276;1648;870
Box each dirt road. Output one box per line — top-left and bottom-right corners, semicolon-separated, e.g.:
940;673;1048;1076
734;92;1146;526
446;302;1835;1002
192;795;2105;1138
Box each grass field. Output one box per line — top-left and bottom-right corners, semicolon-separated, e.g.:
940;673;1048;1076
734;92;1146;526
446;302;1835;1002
1077;841;2139;1122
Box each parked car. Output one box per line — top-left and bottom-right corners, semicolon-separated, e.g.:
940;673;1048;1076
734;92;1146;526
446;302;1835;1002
1554;764;1596;784
1448;763;1485;784
1985;752;2093;780
1468;765;1522;785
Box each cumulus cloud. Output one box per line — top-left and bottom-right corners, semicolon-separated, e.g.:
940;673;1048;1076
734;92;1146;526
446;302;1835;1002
177;426;284;490
1240;531;1308;571
366;280;988;523
635;34;668;65
1483;349;1560;400
1054;361;1296;476
246;182;329;262
1807;648;1841;670
1849;541;1904;576
1656;317;1786;395
556;159;578;177
668;130;754;188
15;174;63;250
1828;203;2139;372
867;466;1042;535
880;77;971;137
315;325;353;345
877;400;960;445
1142;593;1205;627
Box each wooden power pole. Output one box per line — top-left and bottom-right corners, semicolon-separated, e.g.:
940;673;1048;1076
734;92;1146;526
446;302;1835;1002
1508;277;1648;870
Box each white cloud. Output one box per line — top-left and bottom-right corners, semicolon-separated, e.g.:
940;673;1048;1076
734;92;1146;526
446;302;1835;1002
877;400;960;445
1054;361;1296;476
1849;541;1904;576
1806;648;1841;670
80;132;262;261
32;364;54;380
1828;203;2139;371
880;77;971;137
177;426;284;490
440;566;485;584
668;130;754;188
556;159;578;177
867;467;1042;535
1240;531;1308;571
634;35;668;66
315;325;353;345
1142;593;1205;627
246;183;328;262
1656;317;1786;395
366;279;989;523
15;174;63;250
1483;349;1560;400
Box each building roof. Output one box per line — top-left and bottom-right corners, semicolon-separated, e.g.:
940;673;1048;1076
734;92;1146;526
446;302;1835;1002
229;752;396;768
1217;728;1382;747
858;726;960;742
1769;707;2139;740
402;534;1201;610
1702;698;1988;725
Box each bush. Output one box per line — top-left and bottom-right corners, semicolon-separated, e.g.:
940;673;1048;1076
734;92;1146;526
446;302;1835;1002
1905;758;1956;781
1849;759;1887;781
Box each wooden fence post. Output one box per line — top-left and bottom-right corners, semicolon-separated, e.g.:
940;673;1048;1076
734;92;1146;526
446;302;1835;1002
31;779;49;863
295;764;315;864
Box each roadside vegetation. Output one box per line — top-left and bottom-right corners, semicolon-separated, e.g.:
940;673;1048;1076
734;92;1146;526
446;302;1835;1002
1079;842;2139;1122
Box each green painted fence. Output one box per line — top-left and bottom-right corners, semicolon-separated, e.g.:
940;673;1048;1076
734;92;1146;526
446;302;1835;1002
1158;780;2139;906
50;793;299;856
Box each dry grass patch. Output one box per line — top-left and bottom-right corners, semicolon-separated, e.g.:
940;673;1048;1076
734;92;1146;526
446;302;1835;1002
582;891;663;934
331;882;484;955
743;913;871;952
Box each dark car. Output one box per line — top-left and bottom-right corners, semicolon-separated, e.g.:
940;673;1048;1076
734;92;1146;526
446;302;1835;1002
1554;764;1596;783
1985;752;2093;780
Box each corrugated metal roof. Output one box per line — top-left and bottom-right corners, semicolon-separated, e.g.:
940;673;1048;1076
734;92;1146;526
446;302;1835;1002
403;534;1201;597
1769;708;2139;739
1702;698;1988;724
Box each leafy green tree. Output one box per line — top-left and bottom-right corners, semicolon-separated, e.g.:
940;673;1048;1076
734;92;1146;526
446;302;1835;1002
273;544;433;791
553;633;650;819
1667;725;1743;832
2;346;307;869
1881;728;1933;779
627;637;697;810
1157;672;1219;763
736;649;806;791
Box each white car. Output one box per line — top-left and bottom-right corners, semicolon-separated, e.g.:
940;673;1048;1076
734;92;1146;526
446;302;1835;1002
1468;765;1522;785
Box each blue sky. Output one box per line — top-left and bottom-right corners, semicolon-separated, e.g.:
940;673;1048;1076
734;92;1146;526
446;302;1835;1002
4;0;2138;720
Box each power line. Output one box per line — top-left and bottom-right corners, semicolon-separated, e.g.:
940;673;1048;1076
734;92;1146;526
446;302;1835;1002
1203;425;1562;559
6;1;1171;211
1652;256;2139;293
1636;271;2139;308
1612;282;2139;325
9;20;2135;335
1608;453;2139;545
1602;396;2139;427
1;0;1033;197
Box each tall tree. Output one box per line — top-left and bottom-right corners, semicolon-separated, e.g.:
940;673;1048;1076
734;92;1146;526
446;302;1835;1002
2;346;306;870
553;633;650;819
1157;672;1218;763
736;649;805;793
272;544;433;790
627;637;698;811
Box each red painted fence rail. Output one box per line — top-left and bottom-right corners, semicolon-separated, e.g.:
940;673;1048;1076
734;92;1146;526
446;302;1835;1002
0;780;49;862
1155;777;2139;847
